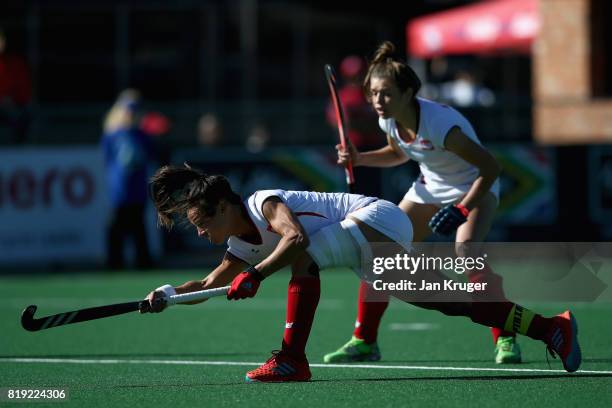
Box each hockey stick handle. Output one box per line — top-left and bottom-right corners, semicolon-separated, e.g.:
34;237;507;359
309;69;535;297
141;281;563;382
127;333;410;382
324;64;356;191
166;286;230;306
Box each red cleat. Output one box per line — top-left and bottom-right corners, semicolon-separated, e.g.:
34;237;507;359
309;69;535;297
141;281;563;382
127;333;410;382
546;310;582;372
245;351;312;383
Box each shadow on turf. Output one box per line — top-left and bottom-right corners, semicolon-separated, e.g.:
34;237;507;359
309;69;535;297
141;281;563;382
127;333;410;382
312;373;612;383
382;359;495;364
383;358;612;364
583;358;612;363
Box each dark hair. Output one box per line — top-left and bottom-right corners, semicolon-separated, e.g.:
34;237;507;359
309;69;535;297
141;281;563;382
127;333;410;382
363;41;422;101
149;164;241;229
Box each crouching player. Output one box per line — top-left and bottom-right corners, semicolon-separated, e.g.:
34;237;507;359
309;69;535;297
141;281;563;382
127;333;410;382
142;164;581;382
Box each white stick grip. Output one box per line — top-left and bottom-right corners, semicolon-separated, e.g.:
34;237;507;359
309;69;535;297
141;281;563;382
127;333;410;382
166;286;231;306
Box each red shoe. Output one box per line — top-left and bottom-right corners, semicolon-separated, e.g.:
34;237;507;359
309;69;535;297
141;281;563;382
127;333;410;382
245;351;312;383
546;310;582;372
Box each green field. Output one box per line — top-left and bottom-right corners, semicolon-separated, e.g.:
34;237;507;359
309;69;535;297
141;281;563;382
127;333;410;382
1;269;611;407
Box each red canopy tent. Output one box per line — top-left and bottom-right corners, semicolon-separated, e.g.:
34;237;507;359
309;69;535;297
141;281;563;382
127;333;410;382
406;0;539;57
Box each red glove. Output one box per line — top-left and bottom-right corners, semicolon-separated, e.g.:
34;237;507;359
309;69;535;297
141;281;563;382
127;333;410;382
227;270;262;300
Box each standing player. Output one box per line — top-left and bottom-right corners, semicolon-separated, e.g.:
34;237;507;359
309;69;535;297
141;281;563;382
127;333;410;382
142;164;580;383
325;40;519;365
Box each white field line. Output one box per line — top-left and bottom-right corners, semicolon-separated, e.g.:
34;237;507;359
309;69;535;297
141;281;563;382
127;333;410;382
0;358;611;375
389;322;441;331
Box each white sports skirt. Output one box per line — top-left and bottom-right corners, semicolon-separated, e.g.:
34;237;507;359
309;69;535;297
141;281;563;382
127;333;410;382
306;200;413;276
404;176;500;206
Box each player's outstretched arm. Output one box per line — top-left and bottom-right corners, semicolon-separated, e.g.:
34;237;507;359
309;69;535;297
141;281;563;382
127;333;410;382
342;134;408;168
187;251;249;293
143;251;247;311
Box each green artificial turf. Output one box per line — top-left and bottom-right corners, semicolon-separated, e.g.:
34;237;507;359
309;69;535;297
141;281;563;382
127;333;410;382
1;269;610;407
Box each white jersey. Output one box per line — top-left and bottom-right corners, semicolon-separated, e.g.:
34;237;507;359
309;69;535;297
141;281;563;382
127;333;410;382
227;190;376;265
379;97;485;187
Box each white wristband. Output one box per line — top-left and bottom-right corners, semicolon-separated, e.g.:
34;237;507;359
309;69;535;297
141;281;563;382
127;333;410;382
155;284;177;298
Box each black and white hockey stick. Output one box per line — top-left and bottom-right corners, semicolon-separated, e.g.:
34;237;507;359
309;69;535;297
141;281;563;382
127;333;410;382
21;286;230;332
325;63;356;193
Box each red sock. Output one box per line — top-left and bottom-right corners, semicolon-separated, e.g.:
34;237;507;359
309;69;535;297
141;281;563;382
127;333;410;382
490;327;515;344
467;264;515;344
353;280;389;344
282;276;320;359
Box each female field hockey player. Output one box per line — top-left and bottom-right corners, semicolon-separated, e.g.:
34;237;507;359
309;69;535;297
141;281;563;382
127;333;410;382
327;40;520;365
141;164;580;382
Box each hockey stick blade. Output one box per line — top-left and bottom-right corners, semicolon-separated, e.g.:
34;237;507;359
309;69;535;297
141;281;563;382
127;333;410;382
21;301;144;332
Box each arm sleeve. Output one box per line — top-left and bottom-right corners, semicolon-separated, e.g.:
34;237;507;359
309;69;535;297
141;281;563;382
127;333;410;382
252;189;286;220
424;106;459;149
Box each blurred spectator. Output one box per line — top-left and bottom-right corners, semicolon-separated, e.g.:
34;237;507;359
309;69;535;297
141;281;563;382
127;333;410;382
140;110;174;254
141;110;172;166
326;55;383;196
429;56;452;83
421;58;496;108
326;55;381;150
0;27;31;144
141;111;171;138
439;70;496;107
101;89;157;270
197;112;224;147
245;122;271;154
